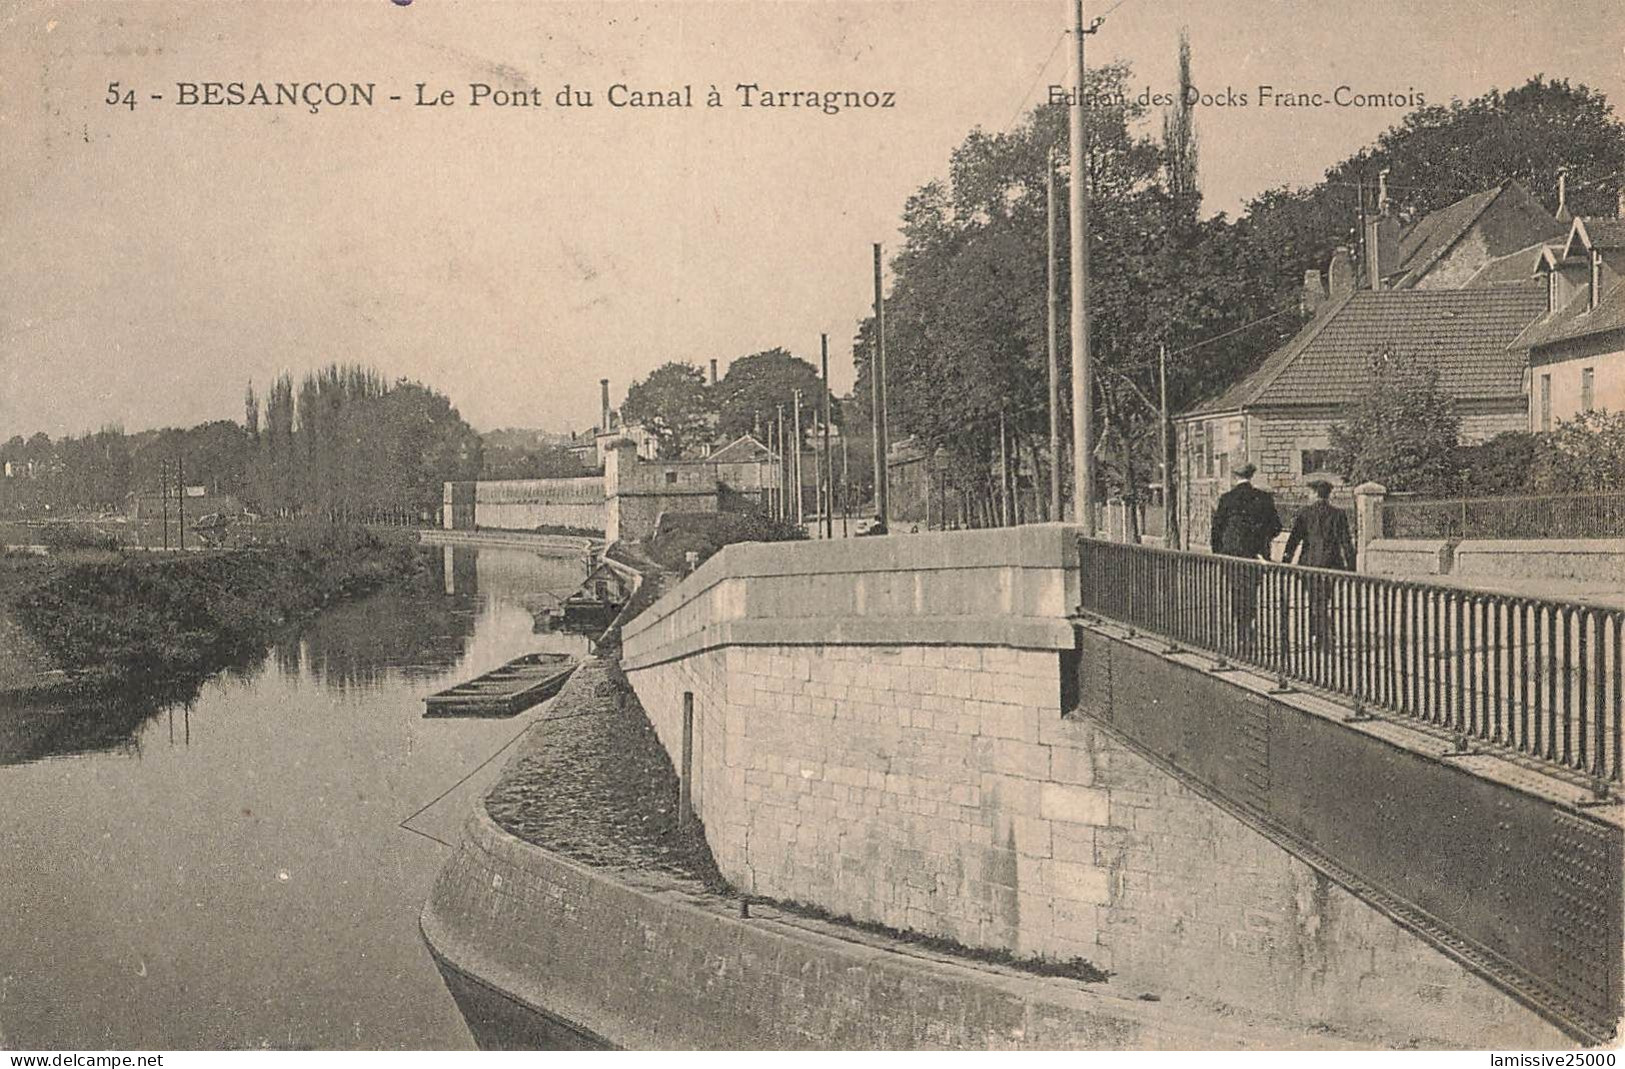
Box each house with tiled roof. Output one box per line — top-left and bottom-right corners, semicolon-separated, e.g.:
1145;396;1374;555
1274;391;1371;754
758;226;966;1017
1512;214;1625;431
1374;180;1566;290
706;433;781;504
1174;286;1549;548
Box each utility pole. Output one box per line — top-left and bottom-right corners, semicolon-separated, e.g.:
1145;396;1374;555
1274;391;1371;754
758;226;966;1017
161;460;170;551
176;450;185;551
840;434;849;538
871;242;890;531
775;404;786;521
999;410;1012;527
1046;148;1062;522
1159;343;1178;547
820;334;834;540
792;389;804;528
1069;0;1097;533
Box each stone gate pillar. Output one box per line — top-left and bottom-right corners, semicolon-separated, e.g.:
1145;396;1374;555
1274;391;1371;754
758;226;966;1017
1352;481;1386;574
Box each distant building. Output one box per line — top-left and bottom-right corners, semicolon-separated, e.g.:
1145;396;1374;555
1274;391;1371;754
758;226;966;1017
707;433;780;504
127;489;242;522
1374;180;1567;291
1512;215;1625;431
603;439;719;543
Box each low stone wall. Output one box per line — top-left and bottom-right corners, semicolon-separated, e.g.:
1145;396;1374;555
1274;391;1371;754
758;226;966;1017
1362;538;1454;576
1363;536;1625;584
419;528;596;556
618;528;1593;1045
1453;538;1625;583
421;804;1395;1050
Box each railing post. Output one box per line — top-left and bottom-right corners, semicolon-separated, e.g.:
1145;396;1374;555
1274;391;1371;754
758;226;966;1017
1353;481;1386;574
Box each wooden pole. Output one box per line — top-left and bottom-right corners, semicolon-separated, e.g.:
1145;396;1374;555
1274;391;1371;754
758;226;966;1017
1160;343;1178;546
775;404;786;521
840;434;850;537
999;410;1012;527
1069;0;1095;532
177;450;185;551
1046;148;1062;523
792;389;804;528
872;243;890;530
821;335;834;540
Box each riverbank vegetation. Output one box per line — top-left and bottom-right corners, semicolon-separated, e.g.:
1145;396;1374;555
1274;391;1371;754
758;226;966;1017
2;525;433;695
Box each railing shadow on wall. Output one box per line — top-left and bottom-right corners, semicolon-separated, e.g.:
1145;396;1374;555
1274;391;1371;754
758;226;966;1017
1077;537;1623;790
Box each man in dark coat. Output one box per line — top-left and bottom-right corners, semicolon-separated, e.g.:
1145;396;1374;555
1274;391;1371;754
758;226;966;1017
1209;462;1281;642
1284;479;1356;647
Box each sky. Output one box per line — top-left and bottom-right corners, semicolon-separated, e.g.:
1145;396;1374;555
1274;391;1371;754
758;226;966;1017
2;0;1621;439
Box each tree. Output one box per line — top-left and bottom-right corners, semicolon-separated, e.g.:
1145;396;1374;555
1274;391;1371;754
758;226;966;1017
713;348;827;443
622;361;715;458
1330;349;1461;493
1241;76;1624;297
1161;29;1199;217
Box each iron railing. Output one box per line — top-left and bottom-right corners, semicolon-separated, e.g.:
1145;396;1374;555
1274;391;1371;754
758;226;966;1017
1077;537;1624;785
1383;491;1625;540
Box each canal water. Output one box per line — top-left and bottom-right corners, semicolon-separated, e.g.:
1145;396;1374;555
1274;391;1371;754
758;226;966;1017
0;546;590;1050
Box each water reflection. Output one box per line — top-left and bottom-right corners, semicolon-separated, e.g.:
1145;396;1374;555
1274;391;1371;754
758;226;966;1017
0;545;593;1049
0;546;590;766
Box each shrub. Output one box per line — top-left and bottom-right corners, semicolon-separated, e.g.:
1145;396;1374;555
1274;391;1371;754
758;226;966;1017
1330;349;1461;493
1531;410;1625;493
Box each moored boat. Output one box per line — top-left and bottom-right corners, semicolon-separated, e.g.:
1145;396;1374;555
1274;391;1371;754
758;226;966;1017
424;652;578;718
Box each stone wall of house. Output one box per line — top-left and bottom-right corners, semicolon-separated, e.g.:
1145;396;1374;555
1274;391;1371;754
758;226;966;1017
604;442;720;542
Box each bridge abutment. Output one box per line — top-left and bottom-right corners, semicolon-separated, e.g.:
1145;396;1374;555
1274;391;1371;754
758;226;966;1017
620;527;1611;1046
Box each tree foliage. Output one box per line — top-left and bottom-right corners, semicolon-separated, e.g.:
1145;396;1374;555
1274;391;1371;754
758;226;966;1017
713;348;829;444
1531;410;1625;493
1330;350;1461;493
622;361;716;458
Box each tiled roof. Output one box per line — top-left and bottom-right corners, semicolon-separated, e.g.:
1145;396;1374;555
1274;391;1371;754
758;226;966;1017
1465;242;1552;288
1510;279;1625;350
1393;185;1505;283
1389;181;1564;288
1576;217;1625;250
708;433;772;464
1185;298;1349;416
1184;286;1548;416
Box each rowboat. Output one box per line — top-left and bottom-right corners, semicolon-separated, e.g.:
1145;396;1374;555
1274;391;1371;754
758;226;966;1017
423;652;579;718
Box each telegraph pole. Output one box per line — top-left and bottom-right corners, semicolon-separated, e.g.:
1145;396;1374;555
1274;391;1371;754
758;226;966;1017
1046;148;1062;522
999;410;1012;527
792;389;804;528
820;334;834;540
1159;343;1178;546
775;404;786;521
871;243;890;531
840;434;849;538
176;450;185;551
161;460;170;550
1069;0;1097;532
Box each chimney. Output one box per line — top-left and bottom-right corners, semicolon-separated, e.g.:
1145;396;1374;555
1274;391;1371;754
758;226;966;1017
1556;168;1571;222
1377;168;1390;216
709;359;718;386
1617;176;1624;220
600;379;610;433
1328;246;1357;300
1301;269;1327;315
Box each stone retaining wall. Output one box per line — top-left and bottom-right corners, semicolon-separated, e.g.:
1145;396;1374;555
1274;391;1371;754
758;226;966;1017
422;804;1410;1049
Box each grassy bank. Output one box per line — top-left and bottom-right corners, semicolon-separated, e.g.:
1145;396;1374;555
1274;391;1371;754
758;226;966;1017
2;525;432;695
